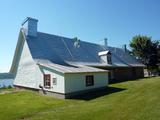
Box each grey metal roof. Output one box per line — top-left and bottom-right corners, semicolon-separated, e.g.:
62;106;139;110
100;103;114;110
0;73;14;79
25;30;144;69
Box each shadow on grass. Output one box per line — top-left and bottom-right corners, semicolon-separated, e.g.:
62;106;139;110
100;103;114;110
70;86;126;101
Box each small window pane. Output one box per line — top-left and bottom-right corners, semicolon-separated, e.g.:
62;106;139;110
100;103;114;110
86;75;94;86
53;78;57;85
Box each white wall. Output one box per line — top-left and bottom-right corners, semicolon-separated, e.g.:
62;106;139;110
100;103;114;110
14;38;42;89
39;66;65;93
65;72;108;93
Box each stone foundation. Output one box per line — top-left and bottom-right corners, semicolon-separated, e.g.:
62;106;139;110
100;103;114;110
14;85;107;99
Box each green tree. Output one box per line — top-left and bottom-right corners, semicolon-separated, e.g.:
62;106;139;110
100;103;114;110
130;35;159;71
130;35;152;63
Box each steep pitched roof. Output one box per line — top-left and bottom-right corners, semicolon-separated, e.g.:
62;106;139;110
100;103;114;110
25;30;144;68
10;28;144;75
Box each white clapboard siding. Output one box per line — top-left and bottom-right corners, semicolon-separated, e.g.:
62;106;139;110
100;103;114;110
65;72;108;93
14;34;43;89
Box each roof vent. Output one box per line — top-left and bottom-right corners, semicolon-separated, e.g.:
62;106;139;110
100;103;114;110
99;38;108;49
104;38;108;48
22;17;38;37
73;37;80;48
122;44;127;52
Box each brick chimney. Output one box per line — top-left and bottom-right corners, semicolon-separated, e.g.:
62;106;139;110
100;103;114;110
22;17;38;37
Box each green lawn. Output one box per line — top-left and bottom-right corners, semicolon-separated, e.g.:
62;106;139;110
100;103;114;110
0;77;160;120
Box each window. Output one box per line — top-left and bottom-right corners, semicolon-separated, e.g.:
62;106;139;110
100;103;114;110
44;74;51;88
53;77;57;85
86;75;94;86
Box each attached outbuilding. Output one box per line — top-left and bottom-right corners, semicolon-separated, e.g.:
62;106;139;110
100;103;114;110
37;61;108;98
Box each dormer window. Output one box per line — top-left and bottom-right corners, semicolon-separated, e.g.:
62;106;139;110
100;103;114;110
98;50;112;64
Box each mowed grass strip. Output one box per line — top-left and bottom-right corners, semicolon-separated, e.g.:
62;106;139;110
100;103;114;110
0;77;159;120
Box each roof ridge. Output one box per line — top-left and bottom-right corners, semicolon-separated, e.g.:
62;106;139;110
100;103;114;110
37;31;112;48
37;31;128;51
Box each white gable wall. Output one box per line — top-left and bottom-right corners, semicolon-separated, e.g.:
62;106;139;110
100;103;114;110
64;72;108;94
14;37;65;93
13;31;65;93
14;38;42;89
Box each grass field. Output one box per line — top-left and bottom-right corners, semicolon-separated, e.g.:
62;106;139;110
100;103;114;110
0;77;160;120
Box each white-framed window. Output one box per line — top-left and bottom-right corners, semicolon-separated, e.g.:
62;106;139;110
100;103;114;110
53;77;57;85
44;74;51;88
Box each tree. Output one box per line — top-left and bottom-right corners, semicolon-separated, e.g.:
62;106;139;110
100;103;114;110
130;35;152;64
130;35;159;72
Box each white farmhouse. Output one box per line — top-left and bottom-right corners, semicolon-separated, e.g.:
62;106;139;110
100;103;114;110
10;17;108;98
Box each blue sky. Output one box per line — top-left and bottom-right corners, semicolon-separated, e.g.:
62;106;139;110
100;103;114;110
0;0;160;72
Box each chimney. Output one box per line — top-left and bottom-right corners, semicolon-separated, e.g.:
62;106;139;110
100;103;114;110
22;17;38;37
123;44;127;52
104;38;108;48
